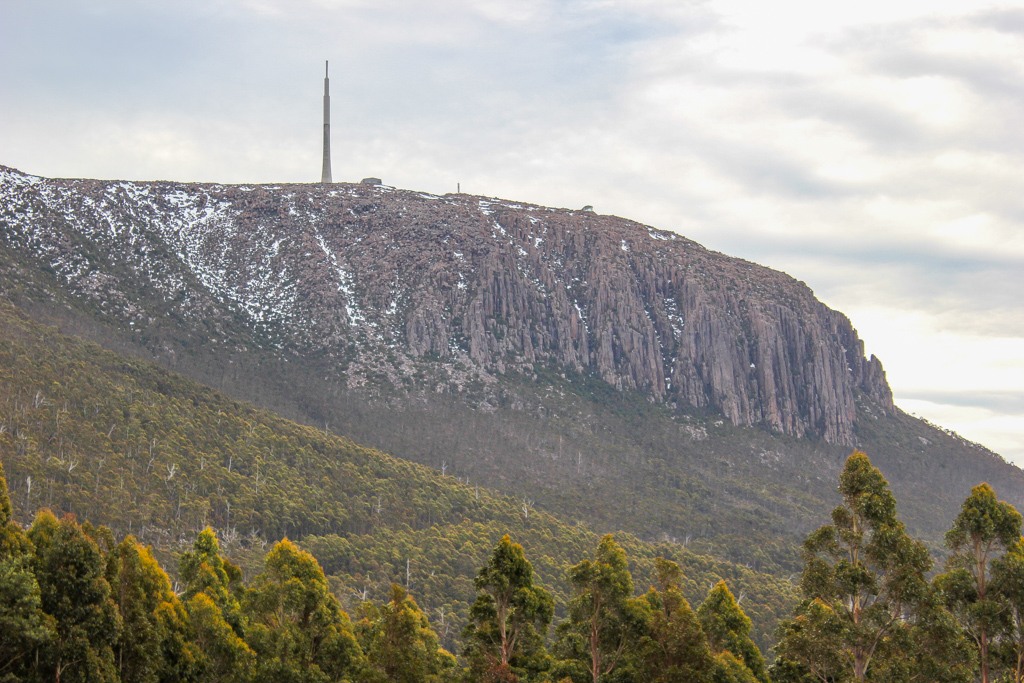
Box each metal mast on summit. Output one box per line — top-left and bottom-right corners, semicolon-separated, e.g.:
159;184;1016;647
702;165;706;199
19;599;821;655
321;60;332;184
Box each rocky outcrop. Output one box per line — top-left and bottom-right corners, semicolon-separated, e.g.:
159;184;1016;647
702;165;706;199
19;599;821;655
0;166;892;444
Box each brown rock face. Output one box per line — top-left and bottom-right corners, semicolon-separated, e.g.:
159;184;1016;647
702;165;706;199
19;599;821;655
0;167;892;443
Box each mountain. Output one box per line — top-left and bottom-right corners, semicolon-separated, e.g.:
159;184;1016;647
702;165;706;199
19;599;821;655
0;165;889;443
1;165;1021;573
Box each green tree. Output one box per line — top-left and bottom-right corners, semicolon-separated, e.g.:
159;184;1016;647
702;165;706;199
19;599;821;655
29;509;121;683
992;536;1024;682
713;650;762;683
360;583;455;683
179;527;254;682
0;554;52;682
555;534;640;683
0;459;31;557
463;534;554;682
697;580;767;683
771;598;849;683
244;537;364;683
0;461;51;682
868;588;975;683
187;592;254;683
107;535;195;683
633;558;714;683
940;482;1022;683
180;526;246;632
775;451;930;682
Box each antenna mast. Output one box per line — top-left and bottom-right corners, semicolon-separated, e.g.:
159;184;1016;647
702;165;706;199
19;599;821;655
321;60;332;184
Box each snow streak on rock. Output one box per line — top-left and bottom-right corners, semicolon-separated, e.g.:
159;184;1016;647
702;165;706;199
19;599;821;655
0;165;893;443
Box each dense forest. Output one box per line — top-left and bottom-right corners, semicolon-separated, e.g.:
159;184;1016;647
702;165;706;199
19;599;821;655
0;301;794;649
0;451;765;683
2;290;1024;681
5;450;1024;683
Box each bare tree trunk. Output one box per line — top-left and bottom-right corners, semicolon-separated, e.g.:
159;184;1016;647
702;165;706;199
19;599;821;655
981;631;989;683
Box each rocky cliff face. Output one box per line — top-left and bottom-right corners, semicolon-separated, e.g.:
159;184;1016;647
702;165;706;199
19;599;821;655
0;166;892;444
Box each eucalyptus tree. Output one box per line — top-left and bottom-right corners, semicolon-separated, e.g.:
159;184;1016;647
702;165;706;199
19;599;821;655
360;583;455;683
633;557;715;683
463;534;554;682
554;534;643;683
938;483;1022;683
244;538;364;683
774;451;931;682
29;510;121;683
993;536;1024;683
0;461;50;681
106;536;193;683
698;580;768;683
179;527;254;682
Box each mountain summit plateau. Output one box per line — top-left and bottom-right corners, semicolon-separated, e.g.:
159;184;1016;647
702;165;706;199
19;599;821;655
0;166;891;444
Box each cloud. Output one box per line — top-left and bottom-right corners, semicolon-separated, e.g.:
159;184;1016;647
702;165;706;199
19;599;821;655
901;396;1024;467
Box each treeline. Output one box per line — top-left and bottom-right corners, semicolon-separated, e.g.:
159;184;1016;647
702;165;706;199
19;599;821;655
6;450;1024;683
2;459;766;683
773;451;1024;683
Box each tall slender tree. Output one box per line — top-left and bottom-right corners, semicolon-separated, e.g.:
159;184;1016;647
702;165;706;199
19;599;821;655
772;598;849;683
244;537;364;682
0;461;51;681
0;460;30;556
29;510;121;683
774;451;930;682
186;592;254;683
994;536;1024;683
107;536;194;683
555;534;640;683
360;583;455;683
633;558;715;683
180;526;246;633
463;534;554;682
940;483;1022;683
870;587;975;683
179;527;254;683
698;580;768;683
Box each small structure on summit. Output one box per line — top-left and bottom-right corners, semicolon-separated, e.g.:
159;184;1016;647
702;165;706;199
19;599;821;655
361;177;382;186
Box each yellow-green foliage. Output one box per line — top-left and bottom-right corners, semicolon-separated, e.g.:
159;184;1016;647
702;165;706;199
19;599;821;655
0;301;795;650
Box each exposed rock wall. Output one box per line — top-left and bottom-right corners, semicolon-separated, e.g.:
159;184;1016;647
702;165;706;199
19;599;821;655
0;166;893;443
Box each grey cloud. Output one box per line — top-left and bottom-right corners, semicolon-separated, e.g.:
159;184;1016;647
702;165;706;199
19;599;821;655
830;16;1024;114
701;146;848;199
871;49;1024;112
901;390;1024;415
973;7;1024;33
775;87;932;154
689;225;1024;335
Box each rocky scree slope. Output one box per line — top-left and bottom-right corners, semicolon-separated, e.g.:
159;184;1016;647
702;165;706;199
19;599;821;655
0;166;891;444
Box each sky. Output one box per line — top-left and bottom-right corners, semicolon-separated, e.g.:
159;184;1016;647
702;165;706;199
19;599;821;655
2;0;1023;468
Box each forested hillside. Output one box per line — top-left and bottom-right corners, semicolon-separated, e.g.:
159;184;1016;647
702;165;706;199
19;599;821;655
0;300;794;652
7;418;1024;683
3;458;785;682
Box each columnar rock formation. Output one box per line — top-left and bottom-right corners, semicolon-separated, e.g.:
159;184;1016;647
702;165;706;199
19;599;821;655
0;166;893;444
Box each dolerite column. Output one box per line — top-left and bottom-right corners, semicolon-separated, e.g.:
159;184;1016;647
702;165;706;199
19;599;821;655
321;60;332;184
